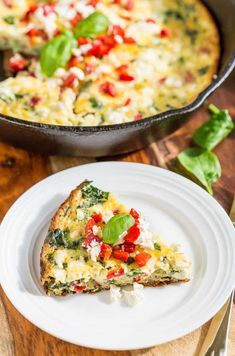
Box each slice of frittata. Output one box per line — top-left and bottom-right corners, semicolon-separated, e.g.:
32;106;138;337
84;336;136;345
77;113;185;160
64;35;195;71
40;180;191;296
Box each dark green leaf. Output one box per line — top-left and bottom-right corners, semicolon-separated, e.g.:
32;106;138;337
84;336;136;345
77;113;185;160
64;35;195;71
198;65;209;75
193;108;234;150
40;31;76;77
154;243;161;251
3;16;15;25
177;148;221;194
81;182;109;207
103;214;135;245
74;12;109;39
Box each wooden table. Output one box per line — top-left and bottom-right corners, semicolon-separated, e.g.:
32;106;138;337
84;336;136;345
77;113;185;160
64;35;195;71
0;71;235;356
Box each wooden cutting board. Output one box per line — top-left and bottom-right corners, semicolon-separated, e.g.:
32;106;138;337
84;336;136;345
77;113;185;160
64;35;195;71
0;72;234;356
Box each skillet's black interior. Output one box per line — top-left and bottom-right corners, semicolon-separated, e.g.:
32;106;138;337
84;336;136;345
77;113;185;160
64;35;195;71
0;0;234;157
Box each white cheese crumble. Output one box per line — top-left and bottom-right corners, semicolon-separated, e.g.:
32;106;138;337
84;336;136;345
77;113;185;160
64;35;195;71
109;283;144;306
135;217;154;249
87;239;101;262
102;210;114;223
54;250;67;268
77;209;85;220
109;285;122;302
69;67;85;80
122;283;144;306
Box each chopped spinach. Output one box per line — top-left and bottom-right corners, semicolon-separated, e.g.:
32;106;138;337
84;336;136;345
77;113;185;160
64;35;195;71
89;97;103;109
154;243;161;251
185;29;199;44
47;229;83;249
198;65;210;75
127;270;145;277
81;182;109;207
47;280;70;291
127;257;135;265
3;16;15;25
193;106;234;150
164;10;184;21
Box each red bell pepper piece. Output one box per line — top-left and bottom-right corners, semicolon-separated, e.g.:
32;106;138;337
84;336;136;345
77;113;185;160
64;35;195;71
107;267;125;279
99;243;112;261
99;82;117;97
113;249;129;262
124;225;140;243
135;252;151;267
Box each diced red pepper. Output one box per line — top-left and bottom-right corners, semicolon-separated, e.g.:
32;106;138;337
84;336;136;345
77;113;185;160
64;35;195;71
135;252;151;267
134;113;142;121
119;73;135;81
116;64;129;73
74;285;85;293
85;218;96;235
107;267;125;279
83;234;101;247
125;0;134;11
70;12;83;26
64;73;77;88
88;0;99;6
160;28;171;38
124;98;131;106
68;56;81;68
110;25;125;37
113;209;120;215
30;97;41;107
9;55;27;72
124;225;140;243
99;243;112;261
23;4;38;21
99;82;117;97
92;213;102;223
146;18;156;23
113;0;121;3
78;37;90;45
124;241;135;253
113;249;129;262
123;36;136;44
129;208;139;220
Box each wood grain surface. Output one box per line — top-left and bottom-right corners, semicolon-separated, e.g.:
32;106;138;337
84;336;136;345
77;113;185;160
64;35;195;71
0;72;234;356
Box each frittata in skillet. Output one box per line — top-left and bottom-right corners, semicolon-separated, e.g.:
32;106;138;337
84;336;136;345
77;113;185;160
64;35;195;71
0;0;220;126
40;181;191;296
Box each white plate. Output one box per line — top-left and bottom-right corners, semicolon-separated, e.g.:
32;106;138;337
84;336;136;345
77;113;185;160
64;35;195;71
0;162;235;350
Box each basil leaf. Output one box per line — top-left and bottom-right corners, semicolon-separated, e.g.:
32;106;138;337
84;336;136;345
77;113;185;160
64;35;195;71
74;11;109;39
103;214;135;245
193;107;234;150
40;31;76;77
177;148;221;194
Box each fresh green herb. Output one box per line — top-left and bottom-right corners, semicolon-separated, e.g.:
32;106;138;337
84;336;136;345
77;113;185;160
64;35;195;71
185;29;198;44
47;280;70;291
81;182;109;207
103;214;135;245
40;30;76;77
177;148;221;194
46;253;54;263
3;16;15;25
47;229;82;249
154;243;161;251
89;97;103;109
127;270;144;277
164;10;184;21
198;65;210;75
208;104;220;115
74;12;109;39
193;106;234;150
127;257;135;265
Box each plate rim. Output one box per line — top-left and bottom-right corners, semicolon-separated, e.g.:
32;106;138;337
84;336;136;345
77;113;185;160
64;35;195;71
0;162;235;350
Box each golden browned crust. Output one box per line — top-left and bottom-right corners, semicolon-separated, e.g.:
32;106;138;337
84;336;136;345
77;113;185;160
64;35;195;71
40;180;89;290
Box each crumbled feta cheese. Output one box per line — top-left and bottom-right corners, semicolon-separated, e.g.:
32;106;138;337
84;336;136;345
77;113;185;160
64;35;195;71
33;8;57;39
54;68;67;78
54;268;66;283
102;210;114;223
69;67;85;80
87;240;101;262
114;35;123;44
135;217;154;249
0;86;15;102
122;283;144;306
55;4;77;21
54;250;67;268
108;111;125;124
165;77;183;88
80;44;93;54
74;2;95;17
109;285;122;302
77;209;85;220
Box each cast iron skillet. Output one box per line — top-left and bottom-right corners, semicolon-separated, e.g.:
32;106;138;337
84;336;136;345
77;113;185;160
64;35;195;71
0;0;234;157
